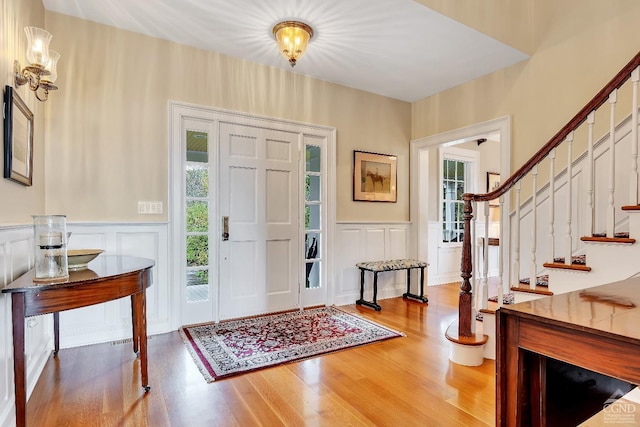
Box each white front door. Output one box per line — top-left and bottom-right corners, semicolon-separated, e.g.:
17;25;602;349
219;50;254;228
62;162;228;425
218;122;300;320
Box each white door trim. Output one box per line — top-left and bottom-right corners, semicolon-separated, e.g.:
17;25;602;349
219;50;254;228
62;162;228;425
169;101;336;327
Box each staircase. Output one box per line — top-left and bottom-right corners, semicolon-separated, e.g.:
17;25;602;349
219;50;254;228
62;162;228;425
449;51;640;363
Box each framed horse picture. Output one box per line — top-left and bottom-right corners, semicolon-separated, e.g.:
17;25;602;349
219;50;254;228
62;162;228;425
353;150;397;202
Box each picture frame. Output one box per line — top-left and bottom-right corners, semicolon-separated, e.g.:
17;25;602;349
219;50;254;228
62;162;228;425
353;150;397;202
3;86;33;186
487;171;500;206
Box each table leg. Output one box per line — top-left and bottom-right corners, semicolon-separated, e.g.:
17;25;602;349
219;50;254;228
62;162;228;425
11;293;27;427
53;312;60;356
131;297;139;355
133;290;150;392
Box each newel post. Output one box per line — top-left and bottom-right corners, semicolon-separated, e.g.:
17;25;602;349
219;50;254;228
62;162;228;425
459;196;473;337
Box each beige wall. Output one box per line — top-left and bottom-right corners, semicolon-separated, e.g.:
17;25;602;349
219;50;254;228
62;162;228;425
1;0;46;224
415;0;535;54
412;0;640;180
42;12;411;223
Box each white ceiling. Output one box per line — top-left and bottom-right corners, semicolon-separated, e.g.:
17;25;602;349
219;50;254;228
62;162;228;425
42;0;529;102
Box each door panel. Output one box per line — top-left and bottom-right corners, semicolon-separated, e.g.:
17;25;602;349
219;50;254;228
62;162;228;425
219;122;300;320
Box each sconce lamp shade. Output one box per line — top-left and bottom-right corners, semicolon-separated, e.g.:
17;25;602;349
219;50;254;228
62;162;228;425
44;50;60;83
15;26;59;101
273;21;313;67
24;26;52;67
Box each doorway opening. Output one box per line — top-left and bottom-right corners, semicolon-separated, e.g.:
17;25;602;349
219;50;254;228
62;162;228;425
410;116;511;287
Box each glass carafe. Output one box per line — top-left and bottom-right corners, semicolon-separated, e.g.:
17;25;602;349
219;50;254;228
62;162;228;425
33;215;69;282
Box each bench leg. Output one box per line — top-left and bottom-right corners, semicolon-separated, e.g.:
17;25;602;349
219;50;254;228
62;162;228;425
403;267;428;304
356;270;382;311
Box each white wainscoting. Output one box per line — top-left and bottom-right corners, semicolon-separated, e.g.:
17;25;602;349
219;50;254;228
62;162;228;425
0;222;170;427
333;222;417;306
0;225;44;427
61;222;171;347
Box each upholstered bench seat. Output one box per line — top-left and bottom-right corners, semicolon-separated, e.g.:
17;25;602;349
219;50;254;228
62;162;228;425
355;259;428;311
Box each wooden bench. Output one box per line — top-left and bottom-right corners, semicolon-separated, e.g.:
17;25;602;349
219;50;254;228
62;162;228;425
355;259;428;311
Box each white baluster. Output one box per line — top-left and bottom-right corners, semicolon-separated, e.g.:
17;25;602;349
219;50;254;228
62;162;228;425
586;112;596;237
631;67;639;205
549;148;556;262
565;132;574;265
498;195;505;307
483;201;489;307
530;166;538;287
607;89;617;237
513;182;521;287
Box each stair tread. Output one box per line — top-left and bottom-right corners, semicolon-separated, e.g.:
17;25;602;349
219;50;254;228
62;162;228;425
582;236;635;243
542;262;592;271
510;284;554;296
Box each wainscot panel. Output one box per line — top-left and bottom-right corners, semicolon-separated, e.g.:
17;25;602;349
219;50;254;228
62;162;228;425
333;222;417;306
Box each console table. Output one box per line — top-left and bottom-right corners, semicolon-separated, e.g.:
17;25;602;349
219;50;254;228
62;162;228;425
2;255;155;427
497;277;640;426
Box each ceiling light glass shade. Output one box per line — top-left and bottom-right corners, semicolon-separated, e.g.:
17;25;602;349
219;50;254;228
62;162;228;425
24;26;52;67
43;50;60;83
273;21;313;67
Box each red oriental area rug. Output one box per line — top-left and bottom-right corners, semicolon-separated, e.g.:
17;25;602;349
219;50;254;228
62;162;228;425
180;306;403;382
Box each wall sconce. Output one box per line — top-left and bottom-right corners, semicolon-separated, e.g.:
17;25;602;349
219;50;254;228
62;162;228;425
14;27;59;102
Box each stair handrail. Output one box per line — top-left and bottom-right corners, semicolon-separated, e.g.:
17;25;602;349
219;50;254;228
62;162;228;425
457;51;640;338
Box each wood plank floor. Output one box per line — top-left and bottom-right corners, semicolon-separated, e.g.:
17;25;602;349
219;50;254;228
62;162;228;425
26;283;495;426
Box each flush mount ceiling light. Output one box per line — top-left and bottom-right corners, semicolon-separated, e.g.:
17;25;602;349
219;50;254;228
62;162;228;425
272;21;313;67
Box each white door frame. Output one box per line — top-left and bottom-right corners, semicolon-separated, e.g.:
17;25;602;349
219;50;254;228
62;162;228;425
410;116;511;287
169;101;336;328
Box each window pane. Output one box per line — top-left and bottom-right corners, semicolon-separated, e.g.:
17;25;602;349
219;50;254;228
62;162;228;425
186;201;208;232
457;160;465;180
186;130;208;163
186;164;208;198
306;204;321;230
306;145;321;172
305;233;321;260
306;175;321;201
186;235;208;267
186;269;208;302
306;261;321;288
456;181;464;200
445;180;455;200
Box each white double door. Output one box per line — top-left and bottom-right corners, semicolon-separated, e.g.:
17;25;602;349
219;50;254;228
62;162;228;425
217;122;300;320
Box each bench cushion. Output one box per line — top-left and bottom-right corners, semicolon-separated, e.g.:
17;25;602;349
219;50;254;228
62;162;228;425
356;259;427;272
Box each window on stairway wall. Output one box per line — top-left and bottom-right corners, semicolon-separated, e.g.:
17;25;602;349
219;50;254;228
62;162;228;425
440;147;479;245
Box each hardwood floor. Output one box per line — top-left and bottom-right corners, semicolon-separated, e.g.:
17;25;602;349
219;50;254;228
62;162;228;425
26;283;495;426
